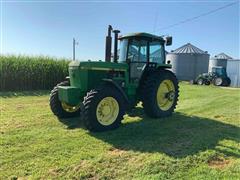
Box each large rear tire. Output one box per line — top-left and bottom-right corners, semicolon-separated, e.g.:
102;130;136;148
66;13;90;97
226;77;231;86
81;85;125;132
142;70;179;118
223;77;231;86
213;77;223;86
50;81;81;118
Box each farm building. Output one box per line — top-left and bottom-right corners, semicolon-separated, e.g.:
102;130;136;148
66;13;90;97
208;53;233;72
166;43;209;81
226;59;240;87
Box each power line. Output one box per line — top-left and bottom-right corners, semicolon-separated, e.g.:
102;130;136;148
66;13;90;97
153;1;238;32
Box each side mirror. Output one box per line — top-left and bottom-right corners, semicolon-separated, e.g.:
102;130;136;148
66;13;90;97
165;36;172;46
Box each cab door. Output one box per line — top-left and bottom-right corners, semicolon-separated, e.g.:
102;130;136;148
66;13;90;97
128;39;148;83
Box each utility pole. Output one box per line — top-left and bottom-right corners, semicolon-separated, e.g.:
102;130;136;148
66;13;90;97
73;38;78;61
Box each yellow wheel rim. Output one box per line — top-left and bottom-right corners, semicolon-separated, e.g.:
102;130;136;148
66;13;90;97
96;97;119;126
157;80;175;111
61;102;80;113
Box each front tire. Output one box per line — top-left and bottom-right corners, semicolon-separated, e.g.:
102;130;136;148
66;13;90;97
50;81;81;118
204;80;210;85
81;85;125;132
197;78;204;85
142;70;179;118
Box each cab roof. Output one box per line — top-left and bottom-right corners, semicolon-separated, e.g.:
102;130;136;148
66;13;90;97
119;32;164;41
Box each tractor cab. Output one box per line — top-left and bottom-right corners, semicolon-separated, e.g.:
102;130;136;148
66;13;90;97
117;32;172;82
211;66;227;77
104;25;172;83
118;33;168;63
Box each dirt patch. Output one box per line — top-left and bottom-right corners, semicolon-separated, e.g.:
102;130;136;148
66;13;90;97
71;161;100;180
208;157;231;169
72;160;91;172
48;168;63;176
0;106;6;112
108;147;127;156
16;105;25;110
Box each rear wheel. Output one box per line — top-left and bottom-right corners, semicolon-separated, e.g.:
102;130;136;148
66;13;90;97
142;70;179;118
50;81;81;118
213;77;223;86
81;85;125;132
223;77;231;86
226;77;231;86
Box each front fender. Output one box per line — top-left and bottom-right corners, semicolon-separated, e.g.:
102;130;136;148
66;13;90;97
102;79;130;106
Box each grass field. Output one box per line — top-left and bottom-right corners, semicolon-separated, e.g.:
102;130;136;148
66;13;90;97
1;83;240;179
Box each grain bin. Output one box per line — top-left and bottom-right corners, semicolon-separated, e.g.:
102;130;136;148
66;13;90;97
166;43;209;81
226;59;240;87
209;53;233;72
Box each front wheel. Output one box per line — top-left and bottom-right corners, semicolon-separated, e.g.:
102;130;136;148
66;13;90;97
142;70;179;118
81;85;125;132
50;81;81;118
197;78;204;85
204;80;211;85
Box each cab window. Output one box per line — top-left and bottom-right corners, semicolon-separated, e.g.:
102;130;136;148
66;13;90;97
128;39;147;62
213;68;225;75
149;42;164;63
119;39;128;62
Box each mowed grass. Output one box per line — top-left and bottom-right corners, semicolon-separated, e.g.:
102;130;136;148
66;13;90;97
1;83;240;179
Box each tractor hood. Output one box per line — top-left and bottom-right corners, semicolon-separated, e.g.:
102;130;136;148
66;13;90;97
67;60;128;96
69;60;128;71
59;61;128;106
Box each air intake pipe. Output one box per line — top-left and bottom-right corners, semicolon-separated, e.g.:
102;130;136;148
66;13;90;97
113;30;120;63
105;25;112;62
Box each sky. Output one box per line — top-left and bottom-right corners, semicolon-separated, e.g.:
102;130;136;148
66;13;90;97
1;0;239;60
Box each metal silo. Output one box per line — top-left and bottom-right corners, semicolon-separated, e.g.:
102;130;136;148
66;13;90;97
208;53;233;72
226;59;240;87
166;43;210;81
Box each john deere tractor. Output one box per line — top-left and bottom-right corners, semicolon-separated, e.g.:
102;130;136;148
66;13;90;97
195;66;231;86
50;25;179;132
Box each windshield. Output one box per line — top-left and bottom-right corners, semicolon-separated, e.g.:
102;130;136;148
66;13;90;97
128;39;147;62
212;67;225;75
118;38;165;63
119;39;128;62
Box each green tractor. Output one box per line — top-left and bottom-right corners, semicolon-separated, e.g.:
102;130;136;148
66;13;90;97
50;25;179;132
195;66;231;86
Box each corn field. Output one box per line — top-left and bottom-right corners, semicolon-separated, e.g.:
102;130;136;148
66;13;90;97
0;55;70;91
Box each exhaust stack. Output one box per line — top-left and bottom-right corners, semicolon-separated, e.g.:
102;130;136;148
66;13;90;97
105;25;113;62
113;29;120;63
